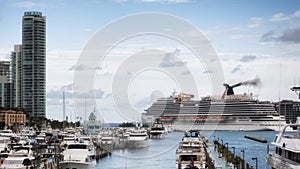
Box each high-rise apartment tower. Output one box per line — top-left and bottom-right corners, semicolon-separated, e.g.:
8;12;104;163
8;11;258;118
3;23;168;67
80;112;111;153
21;11;46;118
0;61;12;108
11;45;22;109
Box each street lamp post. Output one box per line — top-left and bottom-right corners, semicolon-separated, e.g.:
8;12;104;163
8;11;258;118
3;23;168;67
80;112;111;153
241;149;245;169
221;139;224;156
232;147;236;168
252;157;258;169
214;136;216;149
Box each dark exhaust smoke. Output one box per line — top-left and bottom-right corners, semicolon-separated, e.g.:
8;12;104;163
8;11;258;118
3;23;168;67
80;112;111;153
222;77;262;99
241;77;261;87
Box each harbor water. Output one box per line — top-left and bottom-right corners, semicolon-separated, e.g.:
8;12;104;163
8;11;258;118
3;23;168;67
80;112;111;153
96;130;278;169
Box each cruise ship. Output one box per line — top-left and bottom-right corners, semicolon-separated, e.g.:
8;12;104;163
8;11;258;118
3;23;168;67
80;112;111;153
143;90;287;131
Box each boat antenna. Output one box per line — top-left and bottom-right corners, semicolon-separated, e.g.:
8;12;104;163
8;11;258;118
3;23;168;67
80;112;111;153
172;89;176;97
85;96;87;122
63;91;65;130
278;63;282;131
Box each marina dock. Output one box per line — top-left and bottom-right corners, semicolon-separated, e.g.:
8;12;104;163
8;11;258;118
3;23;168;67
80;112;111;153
244;135;268;143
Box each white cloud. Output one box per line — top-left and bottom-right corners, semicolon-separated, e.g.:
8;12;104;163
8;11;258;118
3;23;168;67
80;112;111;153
230;34;254;40
68;64;102;71
270;10;300;22
159;49;187;67
247;17;263;28
270;12;288;21
117;0;191;3
83;28;92;32
163;0;190;3
11;1;48;8
292;10;300;18
260;28;300;44
231;64;241;74
0;48;12;61
221;56;300;101
46;48;79;89
240;55;256;62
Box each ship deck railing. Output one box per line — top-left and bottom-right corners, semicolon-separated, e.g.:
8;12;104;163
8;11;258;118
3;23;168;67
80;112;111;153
176;148;205;153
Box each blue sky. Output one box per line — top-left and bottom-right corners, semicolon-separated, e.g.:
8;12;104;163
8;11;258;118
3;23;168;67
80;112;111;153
0;0;300;122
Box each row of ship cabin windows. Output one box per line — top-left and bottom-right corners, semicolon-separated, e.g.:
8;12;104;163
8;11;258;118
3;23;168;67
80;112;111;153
276;147;300;163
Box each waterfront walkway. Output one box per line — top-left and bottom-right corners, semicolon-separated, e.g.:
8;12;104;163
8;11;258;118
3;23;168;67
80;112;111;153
207;145;234;169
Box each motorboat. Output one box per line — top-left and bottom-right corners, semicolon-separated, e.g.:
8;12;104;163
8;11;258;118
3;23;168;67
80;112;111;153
0;137;10;153
127;128;149;148
99;136;115;151
0;145;35;169
149;118;165;139
267;117;300;169
59;142;96;169
176;130;207;169
0;130;15;138
60;135;77;151
166;124;174;133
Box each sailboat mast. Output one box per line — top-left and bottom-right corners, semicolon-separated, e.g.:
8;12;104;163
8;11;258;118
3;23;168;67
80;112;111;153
85;97;87;121
63;91;66;130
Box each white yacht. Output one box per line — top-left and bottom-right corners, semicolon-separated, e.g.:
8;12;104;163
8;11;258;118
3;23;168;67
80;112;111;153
176;130;207;169
60;135;78;151
127;129;149;148
99;136;115;151
149;119;166;139
59;142;96;169
166;124;174;133
0;130;15;138
0;137;10;153
0;146;35;169
267;117;300;169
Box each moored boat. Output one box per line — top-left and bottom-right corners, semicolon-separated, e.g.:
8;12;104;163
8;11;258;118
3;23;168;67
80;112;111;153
59;142;96;169
0;145;35;169
149;118;165;138
176;130;207;169
127;128;149;149
99;136;115;151
266;117;300;169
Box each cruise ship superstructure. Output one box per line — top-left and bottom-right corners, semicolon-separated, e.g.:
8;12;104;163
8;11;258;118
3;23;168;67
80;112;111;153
143;91;286;131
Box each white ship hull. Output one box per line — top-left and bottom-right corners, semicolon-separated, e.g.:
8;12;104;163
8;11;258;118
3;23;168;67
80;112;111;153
59;161;96;169
267;153;300;169
267;118;300;169
127;130;149;148
127;140;149;148
176;160;205;169
60;143;96;169
173;121;288;131
0;166;31;169
149;130;165;138
144;93;289;132
176;130;207;169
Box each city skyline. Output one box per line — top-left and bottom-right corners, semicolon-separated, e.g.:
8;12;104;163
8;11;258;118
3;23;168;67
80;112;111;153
0;0;300;122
